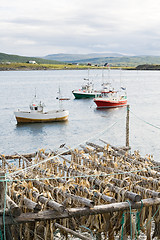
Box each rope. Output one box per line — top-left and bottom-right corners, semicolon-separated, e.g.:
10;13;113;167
0;227;3;240
130;109;160;130
126;200;132;240
121;212;125;240
80;225;94;238
135;212;140;239
121;200;143;240
121;201;133;240
144;205;160;228
1;168;149;183
3;174;7;240
7;117;124;178
6;225;12;240
135;200;143;239
121;199;150;240
150;165;160;170
53;229;61;237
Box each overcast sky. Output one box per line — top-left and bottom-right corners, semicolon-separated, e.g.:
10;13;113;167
1;0;160;57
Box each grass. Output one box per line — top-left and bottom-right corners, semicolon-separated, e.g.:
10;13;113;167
0;62;136;71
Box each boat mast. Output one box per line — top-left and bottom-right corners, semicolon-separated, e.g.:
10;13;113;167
31;88;37;104
58;86;62;109
126;105;130;148
35;88;37;98
102;68;104;84
88;68;90;79
108;65;110;82
120;68;122;90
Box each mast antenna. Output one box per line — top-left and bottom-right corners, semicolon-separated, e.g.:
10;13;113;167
34;88;37;98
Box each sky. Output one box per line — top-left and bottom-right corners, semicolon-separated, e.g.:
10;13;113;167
1;0;160;57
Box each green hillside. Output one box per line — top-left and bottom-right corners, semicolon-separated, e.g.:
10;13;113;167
0;52;63;64
69;56;160;67
136;64;160;70
2;52;160;68
44;53;124;62
44;54;160;67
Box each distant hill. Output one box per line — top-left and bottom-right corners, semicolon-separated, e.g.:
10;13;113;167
136;64;160;70
44;53;160;67
0;52;63;64
72;56;160;67
2;52;160;67
44;53;125;62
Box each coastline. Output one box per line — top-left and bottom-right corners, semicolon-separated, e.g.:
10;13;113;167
0;63;135;71
1;63;160;71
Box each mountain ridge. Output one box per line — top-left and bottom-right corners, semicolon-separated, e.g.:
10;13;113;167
43;53;160;67
1;52;160;67
0;52;63;64
44;53;126;61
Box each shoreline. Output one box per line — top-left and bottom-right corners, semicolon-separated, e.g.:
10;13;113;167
0;63;135;71
1;63;160;71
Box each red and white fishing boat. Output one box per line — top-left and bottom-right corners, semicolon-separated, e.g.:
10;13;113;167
94;83;127;108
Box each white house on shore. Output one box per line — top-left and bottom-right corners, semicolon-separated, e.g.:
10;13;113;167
28;60;37;64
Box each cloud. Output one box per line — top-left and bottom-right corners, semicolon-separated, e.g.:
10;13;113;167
1;0;160;56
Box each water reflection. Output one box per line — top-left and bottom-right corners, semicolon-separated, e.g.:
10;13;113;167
94;106;127;118
15;121;69;135
16;122;45;133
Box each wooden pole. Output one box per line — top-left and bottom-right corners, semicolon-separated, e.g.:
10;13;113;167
0;172;5;210
106;183;142;202
32;191;65;213
6;195;21;217
23;197;41;213
0;153;36;160
65;193;94;207
15;153;31;167
126;104;130;148
54;223;91;240
2;197;160;224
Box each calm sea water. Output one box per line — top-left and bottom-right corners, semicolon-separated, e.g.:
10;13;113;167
0;69;160;161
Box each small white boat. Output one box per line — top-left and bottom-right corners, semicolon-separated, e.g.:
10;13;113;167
14;98;69;124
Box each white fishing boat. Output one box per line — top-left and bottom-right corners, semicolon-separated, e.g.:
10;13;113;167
14;96;69;124
72;78;101;99
72;69;101;99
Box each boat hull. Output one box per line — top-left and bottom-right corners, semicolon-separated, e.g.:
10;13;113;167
94;99;127;108
72;91;101;99
14;110;69;123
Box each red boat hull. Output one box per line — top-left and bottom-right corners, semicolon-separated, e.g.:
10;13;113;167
94;99;127;108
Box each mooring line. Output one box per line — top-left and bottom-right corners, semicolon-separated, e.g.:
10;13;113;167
126;200;132;240
3;174;7;240
130;109;160;130
7;116;124;178
144;205;160;228
3;168;150;183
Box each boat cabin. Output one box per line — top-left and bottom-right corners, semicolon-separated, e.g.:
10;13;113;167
81;79;94;93
101;90;117;98
29;101;44;113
